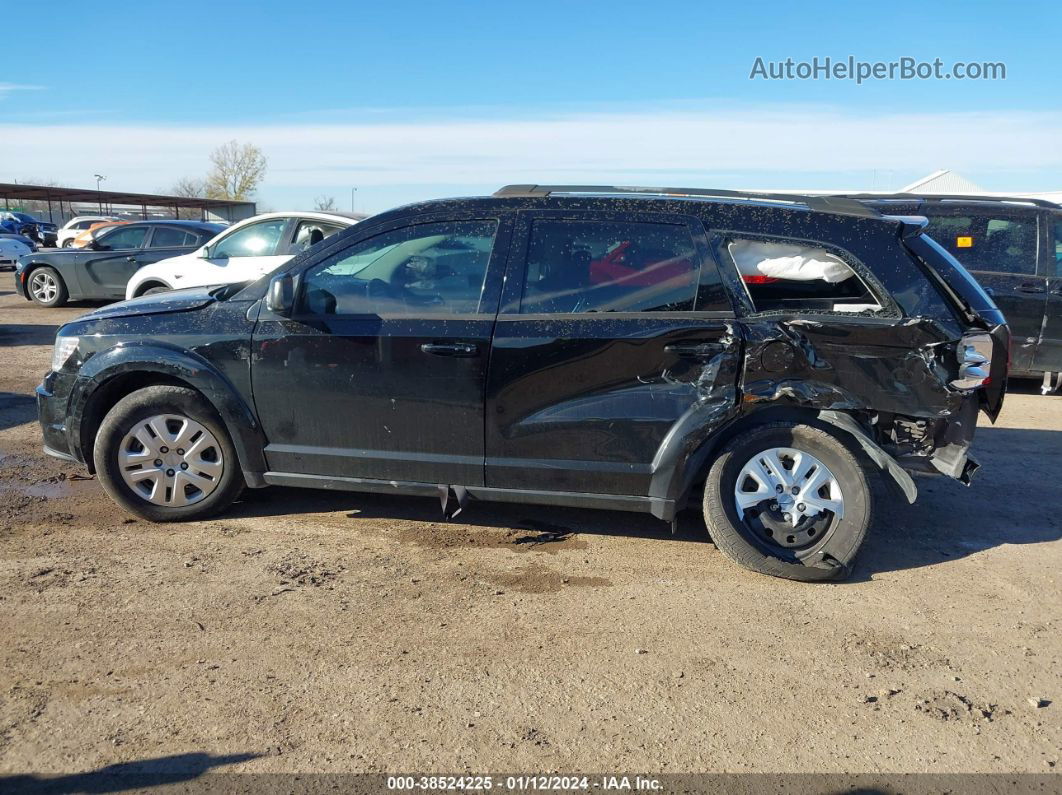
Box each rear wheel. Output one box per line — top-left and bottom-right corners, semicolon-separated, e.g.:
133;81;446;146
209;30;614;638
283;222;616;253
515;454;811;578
142;285;171;296
703;422;873;581
28;266;68;307
93;386;243;522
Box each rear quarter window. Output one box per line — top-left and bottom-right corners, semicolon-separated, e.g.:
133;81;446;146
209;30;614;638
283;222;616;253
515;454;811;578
720;236;885;315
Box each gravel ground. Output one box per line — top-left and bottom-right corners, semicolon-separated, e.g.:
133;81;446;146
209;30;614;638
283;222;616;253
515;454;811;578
0;289;1059;777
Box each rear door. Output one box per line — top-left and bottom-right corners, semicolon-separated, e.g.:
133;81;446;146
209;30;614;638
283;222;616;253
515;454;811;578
79;224;150;297
923;209;1044;372
485;210;739;497
1033;212;1062;371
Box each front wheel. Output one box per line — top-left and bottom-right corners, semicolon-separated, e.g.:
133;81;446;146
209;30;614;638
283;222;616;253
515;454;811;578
93;386;244;522
703;422;874;581
27;266;68;307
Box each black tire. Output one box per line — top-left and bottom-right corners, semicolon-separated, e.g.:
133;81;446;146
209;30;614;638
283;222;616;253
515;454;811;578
703;422;873;582
93;386;244;522
141;285;171;296
26;266;69;307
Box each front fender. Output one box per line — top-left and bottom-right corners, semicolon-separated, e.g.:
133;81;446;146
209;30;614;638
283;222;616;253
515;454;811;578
70;341;267;484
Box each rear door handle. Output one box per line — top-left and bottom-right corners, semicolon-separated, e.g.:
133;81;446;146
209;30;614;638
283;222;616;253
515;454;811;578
664;341;726;358
420;342;479;357
1017;282;1045;294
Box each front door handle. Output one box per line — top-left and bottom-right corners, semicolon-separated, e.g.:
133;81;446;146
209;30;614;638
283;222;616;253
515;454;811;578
1017;282;1045;294
420;342;479;357
664;341;726;358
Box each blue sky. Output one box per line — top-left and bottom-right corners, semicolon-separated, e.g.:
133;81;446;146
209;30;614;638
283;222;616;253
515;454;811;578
2;0;1059;212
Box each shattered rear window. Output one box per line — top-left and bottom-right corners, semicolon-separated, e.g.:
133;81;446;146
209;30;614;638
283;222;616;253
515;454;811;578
726;238;883;314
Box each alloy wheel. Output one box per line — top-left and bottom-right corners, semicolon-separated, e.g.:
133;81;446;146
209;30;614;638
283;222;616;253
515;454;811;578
29;271;58;303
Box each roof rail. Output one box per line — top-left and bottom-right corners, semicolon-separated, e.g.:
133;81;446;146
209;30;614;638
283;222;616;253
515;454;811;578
493;184;882;219
829;192;1061;209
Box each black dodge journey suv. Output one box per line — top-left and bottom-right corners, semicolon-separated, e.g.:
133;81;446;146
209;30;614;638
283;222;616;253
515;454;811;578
36;185;1009;581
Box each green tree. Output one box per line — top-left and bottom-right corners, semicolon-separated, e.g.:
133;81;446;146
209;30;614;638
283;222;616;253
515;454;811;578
204;140;267;201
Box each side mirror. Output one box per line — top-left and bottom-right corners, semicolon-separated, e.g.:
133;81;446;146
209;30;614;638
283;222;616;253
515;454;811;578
266;274;295;316
197;246;210;259
90;240;106;251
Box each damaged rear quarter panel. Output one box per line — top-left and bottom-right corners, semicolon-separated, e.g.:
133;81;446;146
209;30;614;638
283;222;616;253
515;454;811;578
739;316;966;418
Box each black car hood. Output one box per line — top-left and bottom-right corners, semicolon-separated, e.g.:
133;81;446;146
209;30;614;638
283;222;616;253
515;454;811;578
76;286;219;321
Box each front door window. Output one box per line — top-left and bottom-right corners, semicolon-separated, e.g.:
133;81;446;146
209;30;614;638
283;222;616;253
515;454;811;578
213;219;286;258
298;220;498;316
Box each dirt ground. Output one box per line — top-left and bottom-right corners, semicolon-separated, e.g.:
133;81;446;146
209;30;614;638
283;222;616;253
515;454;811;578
0;288;1059;778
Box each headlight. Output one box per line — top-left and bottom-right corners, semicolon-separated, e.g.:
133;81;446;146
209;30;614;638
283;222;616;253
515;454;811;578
51;336;79;372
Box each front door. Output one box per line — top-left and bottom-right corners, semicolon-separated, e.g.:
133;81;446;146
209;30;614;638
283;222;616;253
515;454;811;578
187;217;291;289
485;210;740;497
923;211;1045;372
251;215;510;485
80;224;150;297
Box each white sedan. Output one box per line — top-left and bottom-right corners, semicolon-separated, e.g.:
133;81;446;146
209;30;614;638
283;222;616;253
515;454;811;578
57;215;122;247
124;211;362;299
0;237;32;271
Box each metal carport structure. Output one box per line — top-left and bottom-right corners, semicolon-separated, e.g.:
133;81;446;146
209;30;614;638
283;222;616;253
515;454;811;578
0;182;257;224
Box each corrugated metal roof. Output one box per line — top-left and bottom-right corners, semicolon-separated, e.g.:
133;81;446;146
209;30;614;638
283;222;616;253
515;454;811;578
900;170;986;194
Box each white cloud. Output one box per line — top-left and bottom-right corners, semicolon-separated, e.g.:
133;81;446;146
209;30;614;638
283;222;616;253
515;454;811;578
0;83;44;99
3;105;1060;206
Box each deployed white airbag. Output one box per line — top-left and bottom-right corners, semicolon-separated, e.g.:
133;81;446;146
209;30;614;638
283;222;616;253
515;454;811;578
729;239;855;283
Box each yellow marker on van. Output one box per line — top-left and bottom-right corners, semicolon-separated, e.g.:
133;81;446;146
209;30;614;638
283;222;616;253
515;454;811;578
956;236;974;248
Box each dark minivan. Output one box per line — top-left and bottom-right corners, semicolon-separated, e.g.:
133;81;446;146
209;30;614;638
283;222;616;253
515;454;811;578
35;186;1009;581
836;194;1061;381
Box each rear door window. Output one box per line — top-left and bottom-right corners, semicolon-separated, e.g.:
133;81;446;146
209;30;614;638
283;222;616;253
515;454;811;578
147;227;197;248
516;219;705;313
290;220;346;254
923;214;1038;275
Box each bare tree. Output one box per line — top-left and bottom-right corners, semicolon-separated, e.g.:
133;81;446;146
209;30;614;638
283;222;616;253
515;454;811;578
166;176;207;218
204;140;267;201
313;195;337;211
169;176;206;198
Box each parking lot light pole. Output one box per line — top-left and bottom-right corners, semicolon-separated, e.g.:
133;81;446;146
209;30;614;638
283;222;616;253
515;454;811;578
351;187;357;213
94;174;106;214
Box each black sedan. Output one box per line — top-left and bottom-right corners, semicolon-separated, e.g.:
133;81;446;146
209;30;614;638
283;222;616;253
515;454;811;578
13;220;223;307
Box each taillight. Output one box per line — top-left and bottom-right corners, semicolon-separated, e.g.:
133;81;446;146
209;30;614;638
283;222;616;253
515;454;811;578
950;332;993;389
